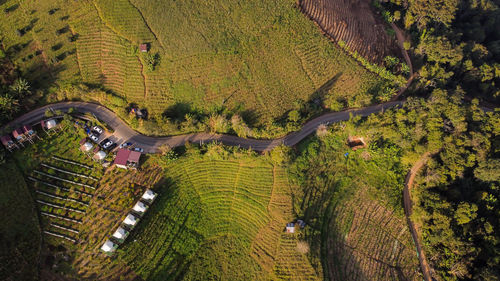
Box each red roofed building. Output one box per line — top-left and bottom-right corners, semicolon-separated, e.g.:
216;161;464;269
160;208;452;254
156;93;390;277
22;125;34;135
114;148;142;169
128;151;141;168
139;43;148;53
114;148;131;169
1;135;17;151
12;128;25;141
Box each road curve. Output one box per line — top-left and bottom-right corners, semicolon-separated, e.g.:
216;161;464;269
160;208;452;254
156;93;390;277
404;153;435;281
4;101;403;153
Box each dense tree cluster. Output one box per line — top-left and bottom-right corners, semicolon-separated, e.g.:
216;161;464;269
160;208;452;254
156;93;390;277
289;88;499;280
381;0;500;103
374;0;500;278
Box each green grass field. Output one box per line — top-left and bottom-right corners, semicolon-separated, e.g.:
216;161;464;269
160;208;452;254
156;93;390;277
0;0;384;129
118;153;320;280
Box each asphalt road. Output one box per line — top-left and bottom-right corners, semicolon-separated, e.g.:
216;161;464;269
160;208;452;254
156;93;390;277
3;101;403;153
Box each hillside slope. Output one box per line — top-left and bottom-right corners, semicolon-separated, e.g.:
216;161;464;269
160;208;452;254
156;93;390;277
0;0;383;126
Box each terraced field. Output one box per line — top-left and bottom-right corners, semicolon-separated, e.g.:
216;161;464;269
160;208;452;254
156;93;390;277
300;0;400;64
119;157;319;280
324;190;419;281
0;0;384;125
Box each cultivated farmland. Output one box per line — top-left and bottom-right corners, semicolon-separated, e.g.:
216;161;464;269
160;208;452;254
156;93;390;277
0;0;384;128
299;0;400;64
324;190;419;280
119;155;320;280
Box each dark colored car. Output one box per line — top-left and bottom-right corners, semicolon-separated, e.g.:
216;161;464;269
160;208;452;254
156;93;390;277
105;143;117;151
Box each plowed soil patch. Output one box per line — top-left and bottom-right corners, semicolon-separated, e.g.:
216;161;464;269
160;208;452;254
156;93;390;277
300;0;400;64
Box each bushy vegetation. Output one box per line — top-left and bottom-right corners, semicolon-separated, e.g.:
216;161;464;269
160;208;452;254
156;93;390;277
0;161;41;281
379;0;500;104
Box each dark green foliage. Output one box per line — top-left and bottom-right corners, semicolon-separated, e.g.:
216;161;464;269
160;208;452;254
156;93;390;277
0;161;41;281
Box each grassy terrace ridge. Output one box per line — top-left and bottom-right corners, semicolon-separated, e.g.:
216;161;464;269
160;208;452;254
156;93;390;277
117;153;319;280
0;0;388;136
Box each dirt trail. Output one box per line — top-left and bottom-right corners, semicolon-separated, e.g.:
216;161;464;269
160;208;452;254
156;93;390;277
390;22;413;75
403;152;434;281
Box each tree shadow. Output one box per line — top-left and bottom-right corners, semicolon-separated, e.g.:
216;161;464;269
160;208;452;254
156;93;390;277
24;61;66;90
163;102;197;122
276;72;343;125
3;3;19;13
309;72;343;106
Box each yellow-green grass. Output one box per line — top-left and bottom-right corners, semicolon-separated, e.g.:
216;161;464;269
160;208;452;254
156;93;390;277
119;156;319;280
1;0;384;126
0;161;41;281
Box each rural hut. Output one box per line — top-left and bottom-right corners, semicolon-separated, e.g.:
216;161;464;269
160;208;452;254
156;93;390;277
80;142;93;152
100;239;117;253
133;201;148;214
297;220;306;229
123;213;139;227
114;148;130;169
141;189;157;202
139;43;148;52
112;227;129;242
286;223;295;233
22;125;36;137
93;150;107;161
347;136;366;150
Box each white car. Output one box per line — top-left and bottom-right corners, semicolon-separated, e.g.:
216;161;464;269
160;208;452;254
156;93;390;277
134;147;144;153
92;126;103;135
89;134;99;143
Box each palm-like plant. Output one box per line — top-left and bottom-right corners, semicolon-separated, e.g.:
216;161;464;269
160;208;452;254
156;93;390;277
9;78;31;98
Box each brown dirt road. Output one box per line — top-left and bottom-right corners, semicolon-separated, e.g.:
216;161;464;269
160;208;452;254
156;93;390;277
403;152;435;281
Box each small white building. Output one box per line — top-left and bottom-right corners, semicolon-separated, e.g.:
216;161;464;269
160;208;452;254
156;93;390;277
112;227;129;241
141;189;157;201
93;150;106;161
123;213;139;227
286;223;295;233
81;142;93;152
133;201;148;214
41;119;57;130
100;239;117;253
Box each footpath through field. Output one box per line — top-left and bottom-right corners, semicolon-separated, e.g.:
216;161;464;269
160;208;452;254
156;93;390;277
3;101;403;153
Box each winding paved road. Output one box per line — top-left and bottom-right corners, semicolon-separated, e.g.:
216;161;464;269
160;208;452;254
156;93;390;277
4;101;403;153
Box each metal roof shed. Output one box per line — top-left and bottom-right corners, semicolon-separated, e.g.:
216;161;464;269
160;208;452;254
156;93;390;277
141;189;157;201
114;148;131;169
112;227;129;241
123;213;139;227
101;239;117;253
133;201;148;214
